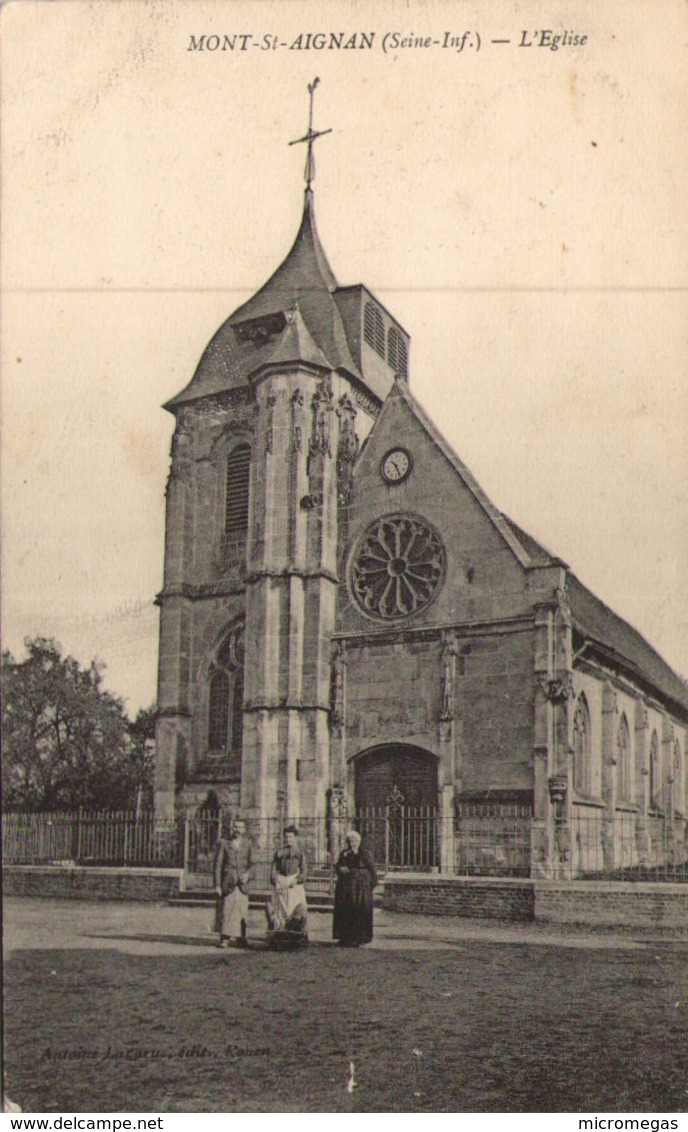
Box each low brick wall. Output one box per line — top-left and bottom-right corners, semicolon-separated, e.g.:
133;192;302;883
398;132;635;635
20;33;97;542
6;867;687;927
535;881;688;929
382;875;535;921
381;874;688;928
3;865;184;902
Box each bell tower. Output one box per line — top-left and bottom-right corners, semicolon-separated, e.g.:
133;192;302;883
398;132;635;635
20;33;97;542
154;82;410;821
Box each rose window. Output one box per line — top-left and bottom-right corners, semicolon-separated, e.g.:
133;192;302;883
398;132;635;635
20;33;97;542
350;515;445;620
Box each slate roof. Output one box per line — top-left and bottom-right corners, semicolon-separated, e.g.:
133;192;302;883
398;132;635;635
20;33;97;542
568;575;688;716
166;190;362;409
502;513;688;714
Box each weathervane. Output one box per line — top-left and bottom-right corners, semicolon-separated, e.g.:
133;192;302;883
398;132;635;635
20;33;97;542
288;77;332;190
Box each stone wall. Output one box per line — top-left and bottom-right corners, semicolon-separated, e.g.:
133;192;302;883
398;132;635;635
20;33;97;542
336;382;538;803
344;636;439;755
457;629;534;793
341;625;535;798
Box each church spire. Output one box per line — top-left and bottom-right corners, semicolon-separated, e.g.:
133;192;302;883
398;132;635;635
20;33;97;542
165;80;410;409
288;77;332;191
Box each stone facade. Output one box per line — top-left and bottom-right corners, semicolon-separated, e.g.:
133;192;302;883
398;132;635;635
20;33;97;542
154;184;688;879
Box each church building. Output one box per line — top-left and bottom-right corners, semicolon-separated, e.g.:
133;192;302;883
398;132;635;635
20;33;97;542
154;105;687;879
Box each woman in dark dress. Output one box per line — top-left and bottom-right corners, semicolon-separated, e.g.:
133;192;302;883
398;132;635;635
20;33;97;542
333;830;378;946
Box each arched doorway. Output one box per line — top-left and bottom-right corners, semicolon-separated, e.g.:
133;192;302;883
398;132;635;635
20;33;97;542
354;745;438;870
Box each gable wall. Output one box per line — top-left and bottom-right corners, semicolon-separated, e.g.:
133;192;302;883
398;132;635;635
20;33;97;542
338;393;531;635
337;391;536;797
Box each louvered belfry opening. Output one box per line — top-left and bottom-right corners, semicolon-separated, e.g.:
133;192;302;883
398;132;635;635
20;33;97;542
388;326;408;379
224;444;251;535
363;300;385;358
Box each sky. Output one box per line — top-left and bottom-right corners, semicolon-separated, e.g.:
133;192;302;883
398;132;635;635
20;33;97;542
1;0;687;715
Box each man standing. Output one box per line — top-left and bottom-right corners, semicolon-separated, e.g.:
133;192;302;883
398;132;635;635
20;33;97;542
213;818;253;949
265;824;308;936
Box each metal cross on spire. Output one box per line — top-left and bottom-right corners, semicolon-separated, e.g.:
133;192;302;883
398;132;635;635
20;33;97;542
288;77;332;190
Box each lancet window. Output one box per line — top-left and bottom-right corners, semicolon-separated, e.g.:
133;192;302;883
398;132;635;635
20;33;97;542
207;624;244;759
649;731;660;809
572;694;591;794
616;714;632;802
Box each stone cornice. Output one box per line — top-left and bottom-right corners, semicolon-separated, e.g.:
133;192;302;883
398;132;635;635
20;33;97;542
167;387;256;416
157;706;192;719
333;614;533;649
245;566;339;585
244;700;331;713
348;378;381;420
155;581;246;605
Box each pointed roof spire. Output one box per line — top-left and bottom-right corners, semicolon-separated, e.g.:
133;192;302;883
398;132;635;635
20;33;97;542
226;183;359;374
288;77;332;191
228;79;338;326
228;189;337;320
166;80;406;408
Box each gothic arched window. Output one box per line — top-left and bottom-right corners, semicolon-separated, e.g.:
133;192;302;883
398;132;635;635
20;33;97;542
231;670;244;754
224;444;251;535
387;326;408;379
616;714;632;802
208;669;230;752
673;739;682;814
207;625;244;770
649;731;660;809
364;301;385;358
572;694;591;794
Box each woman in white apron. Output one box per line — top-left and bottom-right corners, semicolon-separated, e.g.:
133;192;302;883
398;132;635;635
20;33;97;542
265;824;308;935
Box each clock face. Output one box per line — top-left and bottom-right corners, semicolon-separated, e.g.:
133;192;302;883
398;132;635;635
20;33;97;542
381;448;412;484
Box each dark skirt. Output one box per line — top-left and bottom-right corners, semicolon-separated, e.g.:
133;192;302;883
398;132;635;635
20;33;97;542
333;869;374;944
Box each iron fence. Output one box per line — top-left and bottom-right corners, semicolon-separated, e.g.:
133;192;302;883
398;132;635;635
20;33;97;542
356;805;439;871
564;807;687;881
182;809;222;887
3;806;686;882
454;801;532;876
1;810;180;867
0;809;351;893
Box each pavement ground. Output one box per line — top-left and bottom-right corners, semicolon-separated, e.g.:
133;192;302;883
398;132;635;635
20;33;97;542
3;898;688;1114
5;896;684;956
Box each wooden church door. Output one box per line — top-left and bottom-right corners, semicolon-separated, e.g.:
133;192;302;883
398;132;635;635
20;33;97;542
354;745;438;870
